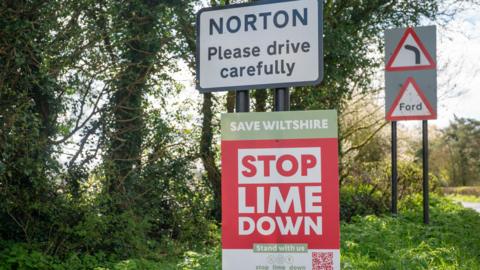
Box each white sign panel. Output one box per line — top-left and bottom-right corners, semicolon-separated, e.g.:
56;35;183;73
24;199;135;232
196;0;323;92
238;147;322;184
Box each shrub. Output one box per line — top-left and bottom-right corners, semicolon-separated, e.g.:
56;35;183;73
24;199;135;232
341;160;441;221
340;184;388;222
441;186;480;197
341;194;480;269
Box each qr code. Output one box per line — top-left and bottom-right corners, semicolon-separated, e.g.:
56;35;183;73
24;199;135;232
312;252;334;270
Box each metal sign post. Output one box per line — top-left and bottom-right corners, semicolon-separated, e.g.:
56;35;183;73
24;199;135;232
391;121;398;215
274;88;290;112
422;120;429;224
235;90;250;112
385;26;436;224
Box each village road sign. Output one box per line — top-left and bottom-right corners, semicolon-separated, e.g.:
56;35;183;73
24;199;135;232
385;26;437;121
196;0;323;92
221;110;340;270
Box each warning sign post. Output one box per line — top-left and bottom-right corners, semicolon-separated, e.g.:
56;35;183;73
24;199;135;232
385;26;436;224
221;110;340;270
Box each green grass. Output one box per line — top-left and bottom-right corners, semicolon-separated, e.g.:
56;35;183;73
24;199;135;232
442;186;480;197
445;194;480;203
2;195;479;269
341;195;480;270
168;194;480;270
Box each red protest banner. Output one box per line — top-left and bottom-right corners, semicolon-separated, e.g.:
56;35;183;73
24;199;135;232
221;111;340;270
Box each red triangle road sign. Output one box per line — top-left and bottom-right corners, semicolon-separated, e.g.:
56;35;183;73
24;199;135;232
386;77;436;121
386;28;436;71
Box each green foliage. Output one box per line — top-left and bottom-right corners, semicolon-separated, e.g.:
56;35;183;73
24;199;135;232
0;0;66;245
176;249;221;270
0;242;220;270
395;161;440;199
340;184;389;222
0;244;52;270
3;196;480;269
442;186;480;197
345;160;439;199
341;194;480;269
441;117;480;186
291;1;439;111
1;0;214;260
445;194;480;203
342;159;440;221
0;242;111;270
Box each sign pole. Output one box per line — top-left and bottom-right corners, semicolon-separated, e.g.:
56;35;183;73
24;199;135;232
385;26;436;224
391;121;398;216
235;90;250;112
274;88;290;111
422;120;429;224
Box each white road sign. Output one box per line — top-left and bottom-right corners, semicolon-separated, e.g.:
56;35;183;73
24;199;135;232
196;0;323;92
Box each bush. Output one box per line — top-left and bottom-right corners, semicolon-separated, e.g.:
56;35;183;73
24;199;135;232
176;248;221;270
340;184;388;222
341;194;480;269
0;243;111;270
441;186;480;197
341;160;441;221
0;242;220;270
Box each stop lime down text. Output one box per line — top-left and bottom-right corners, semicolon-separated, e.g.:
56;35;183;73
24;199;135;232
207;40;311;79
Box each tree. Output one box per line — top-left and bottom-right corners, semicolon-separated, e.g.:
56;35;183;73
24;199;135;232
0;0;79;244
1;0;213;256
291;1;439;111
442;117;480;186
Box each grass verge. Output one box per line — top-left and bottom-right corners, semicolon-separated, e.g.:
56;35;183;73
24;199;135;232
445;194;480;203
2;195;479;269
341;194;480;269
441;186;480;197
171;194;480;269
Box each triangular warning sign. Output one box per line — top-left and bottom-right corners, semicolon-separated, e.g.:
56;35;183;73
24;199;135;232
386;28;436;71
387;77;436;121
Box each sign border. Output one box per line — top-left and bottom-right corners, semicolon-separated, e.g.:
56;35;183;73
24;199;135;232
195;0;323;92
386;77;436;121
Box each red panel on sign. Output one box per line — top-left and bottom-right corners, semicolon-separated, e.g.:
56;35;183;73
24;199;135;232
221;138;339;250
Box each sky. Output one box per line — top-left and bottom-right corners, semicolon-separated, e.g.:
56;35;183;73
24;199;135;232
433;2;480;127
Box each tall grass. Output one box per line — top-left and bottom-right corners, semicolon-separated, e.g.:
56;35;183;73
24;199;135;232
341;194;480;269
2;195;478;269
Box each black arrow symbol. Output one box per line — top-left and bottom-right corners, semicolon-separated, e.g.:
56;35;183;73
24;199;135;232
404;45;420;64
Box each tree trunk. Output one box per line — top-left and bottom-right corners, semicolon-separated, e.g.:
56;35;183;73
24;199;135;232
105;0;161;211
226;91;235;113
254;89;267;112
200;93;222;221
